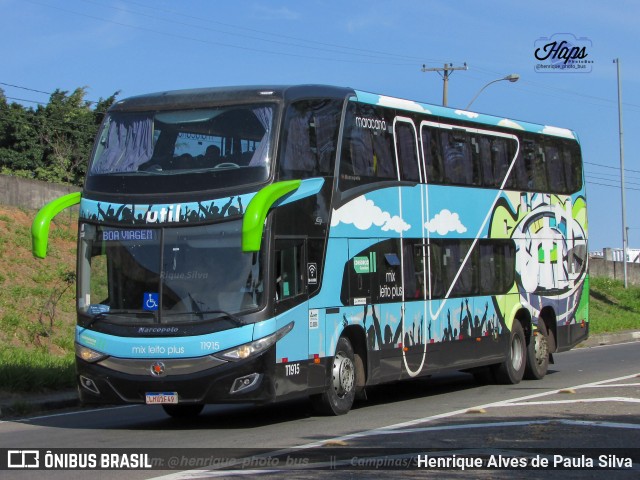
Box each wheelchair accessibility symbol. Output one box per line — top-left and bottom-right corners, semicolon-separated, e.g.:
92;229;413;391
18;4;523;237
143;292;159;311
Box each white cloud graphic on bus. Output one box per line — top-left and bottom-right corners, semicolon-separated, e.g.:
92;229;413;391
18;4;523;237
541;125;575;139
331;196;410;233
454;109;479;119
425;209;467;235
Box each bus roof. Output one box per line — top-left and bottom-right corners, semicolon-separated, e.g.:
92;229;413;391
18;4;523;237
109;85;353;112
109;84;577;141
353;89;578;141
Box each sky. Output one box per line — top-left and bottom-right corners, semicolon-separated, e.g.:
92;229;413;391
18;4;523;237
1;0;639;252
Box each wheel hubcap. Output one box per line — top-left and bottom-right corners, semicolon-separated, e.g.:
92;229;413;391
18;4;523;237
534;331;548;366
332;351;355;398
510;334;524;370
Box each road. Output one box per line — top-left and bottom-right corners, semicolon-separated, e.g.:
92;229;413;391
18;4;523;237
1;341;638;479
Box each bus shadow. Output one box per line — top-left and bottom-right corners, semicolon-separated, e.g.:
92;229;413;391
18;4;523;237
15;370;560;431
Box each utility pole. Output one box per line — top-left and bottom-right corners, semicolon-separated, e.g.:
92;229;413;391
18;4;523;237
614;58;628;288
421;63;468;106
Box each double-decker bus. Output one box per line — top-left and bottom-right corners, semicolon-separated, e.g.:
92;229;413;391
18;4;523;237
32;85;588;417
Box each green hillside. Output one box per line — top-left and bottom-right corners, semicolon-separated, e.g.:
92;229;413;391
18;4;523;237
0;205;77;392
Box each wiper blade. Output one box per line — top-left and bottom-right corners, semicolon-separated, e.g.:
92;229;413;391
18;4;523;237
83;310;155;329
84;312;109;329
165;309;245;327
185;293;244;326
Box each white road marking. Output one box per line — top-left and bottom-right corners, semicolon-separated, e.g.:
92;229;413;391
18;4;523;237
504;397;640;406
149;372;640;479
0;405;138;424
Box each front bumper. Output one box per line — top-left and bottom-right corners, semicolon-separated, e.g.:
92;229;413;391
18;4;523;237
77;347;277;405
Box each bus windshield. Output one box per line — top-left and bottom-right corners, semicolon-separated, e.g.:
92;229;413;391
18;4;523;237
78;221;264;325
86;104;275;193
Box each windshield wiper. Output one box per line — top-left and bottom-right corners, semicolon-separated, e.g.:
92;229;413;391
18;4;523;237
199;310;245;327
84;312;110;329
83;310;155;329
164;308;245;327
185;293;245;326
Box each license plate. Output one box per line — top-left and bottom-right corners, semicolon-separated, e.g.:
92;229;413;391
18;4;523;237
145;392;178;404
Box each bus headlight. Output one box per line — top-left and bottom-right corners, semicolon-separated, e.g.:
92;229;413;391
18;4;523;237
75;342;108;363
215;322;294;362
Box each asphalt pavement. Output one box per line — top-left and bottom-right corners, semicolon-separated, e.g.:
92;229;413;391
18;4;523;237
1;330;638;418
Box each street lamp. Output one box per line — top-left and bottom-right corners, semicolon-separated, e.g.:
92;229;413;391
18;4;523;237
465;74;520;109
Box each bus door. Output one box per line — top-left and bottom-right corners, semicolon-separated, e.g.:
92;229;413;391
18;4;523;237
273;238;309;396
394;117;428;377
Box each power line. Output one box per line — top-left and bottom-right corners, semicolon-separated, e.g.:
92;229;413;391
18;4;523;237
587;174;640;187
25;0;418;67
585;170;640;182
587;180;640;192
1;81;111;107
471;65;640;112
585;160;640;175
79;0;434;65
0;82;52;96
4;96;46;105
421;63;469;106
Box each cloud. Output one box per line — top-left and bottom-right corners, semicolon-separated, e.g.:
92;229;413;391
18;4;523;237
331;196;410;233
497;118;525;130
454;109;479;119
542;125;575;139
425;209;467;235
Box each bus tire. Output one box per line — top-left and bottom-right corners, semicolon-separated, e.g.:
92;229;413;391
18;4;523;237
492;319;526;384
162;404;204;418
311;336;356;416
524;319;549;380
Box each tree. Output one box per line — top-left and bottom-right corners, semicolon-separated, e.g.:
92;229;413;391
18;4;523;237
0;86;119;186
0;89;43;175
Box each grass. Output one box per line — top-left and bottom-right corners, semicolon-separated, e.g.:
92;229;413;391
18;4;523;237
0;347;75;392
588;277;640;334
0;205;77;394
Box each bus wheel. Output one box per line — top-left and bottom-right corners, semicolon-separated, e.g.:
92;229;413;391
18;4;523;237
524;320;549;380
162;404;204;418
311;336;356;415
492;319;526;384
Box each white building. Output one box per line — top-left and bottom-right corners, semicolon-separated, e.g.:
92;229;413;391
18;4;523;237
593;248;640;263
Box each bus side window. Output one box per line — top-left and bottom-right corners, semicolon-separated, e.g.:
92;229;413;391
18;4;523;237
532;144;549;191
280;100;342;179
513;139;535;190
340;243;375;306
372;132;396;179
477;136;494;187
395;121;420;182
339;103;396;190
545;143;566;192
450;241;476;296
403;242;426;300
281;107;315;178
479;242;498;294
498;241;516;291
421;126;443;184
563;142;583;193
442;130;479;186
428;241;444;299
492;138;513;188
275;241;305;304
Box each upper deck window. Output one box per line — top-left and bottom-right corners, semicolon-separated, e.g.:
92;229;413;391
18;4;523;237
279;99;343;180
86;104;275;194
